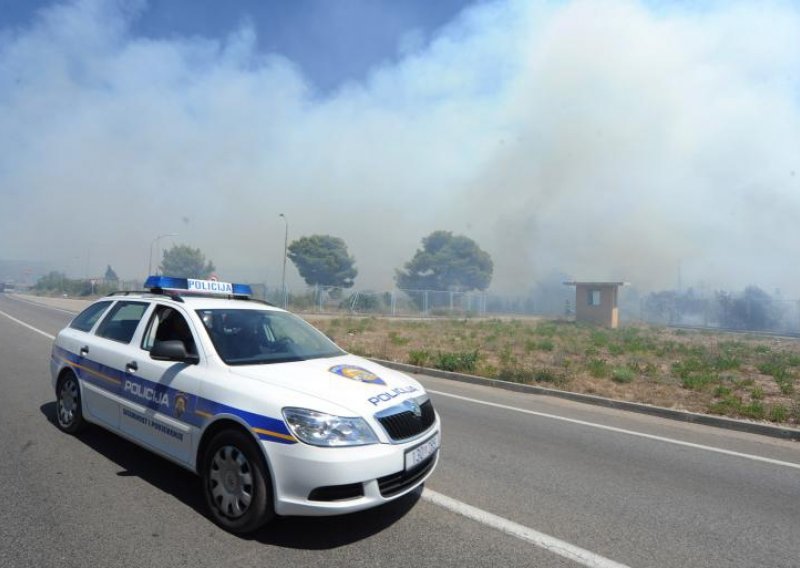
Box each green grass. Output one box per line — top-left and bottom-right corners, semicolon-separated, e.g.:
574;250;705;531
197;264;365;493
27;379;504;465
587;358;609;378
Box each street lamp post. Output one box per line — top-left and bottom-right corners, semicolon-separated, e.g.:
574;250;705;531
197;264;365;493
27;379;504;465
279;213;288;308
148;233;178;276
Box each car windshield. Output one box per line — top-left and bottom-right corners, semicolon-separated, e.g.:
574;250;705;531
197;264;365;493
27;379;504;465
196;308;344;365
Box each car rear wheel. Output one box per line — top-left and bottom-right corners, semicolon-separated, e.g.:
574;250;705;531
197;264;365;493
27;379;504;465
56;371;86;434
202;429;273;534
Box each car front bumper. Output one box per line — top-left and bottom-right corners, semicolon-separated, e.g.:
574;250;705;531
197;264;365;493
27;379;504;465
265;420;440;516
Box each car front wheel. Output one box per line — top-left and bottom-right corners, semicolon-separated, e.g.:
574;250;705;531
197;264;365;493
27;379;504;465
202;429;273;534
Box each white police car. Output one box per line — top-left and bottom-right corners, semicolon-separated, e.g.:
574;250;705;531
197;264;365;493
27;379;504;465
50;276;440;533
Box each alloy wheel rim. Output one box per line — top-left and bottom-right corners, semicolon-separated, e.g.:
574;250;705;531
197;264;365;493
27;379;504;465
57;379;77;427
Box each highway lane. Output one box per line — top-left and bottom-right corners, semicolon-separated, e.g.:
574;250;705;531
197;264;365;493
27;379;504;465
2;294;800;567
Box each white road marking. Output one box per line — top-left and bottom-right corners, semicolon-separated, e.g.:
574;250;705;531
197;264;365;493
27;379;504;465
422;489;631;568
9;294;80;314
0;309;56;340
429;390;800;470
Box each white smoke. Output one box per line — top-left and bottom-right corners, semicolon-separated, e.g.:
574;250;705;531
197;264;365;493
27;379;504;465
1;0;799;293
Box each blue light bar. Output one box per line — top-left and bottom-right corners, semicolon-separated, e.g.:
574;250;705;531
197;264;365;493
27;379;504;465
145;276;252;297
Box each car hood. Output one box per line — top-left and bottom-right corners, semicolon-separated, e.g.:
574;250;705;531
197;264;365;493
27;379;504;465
226;353;425;416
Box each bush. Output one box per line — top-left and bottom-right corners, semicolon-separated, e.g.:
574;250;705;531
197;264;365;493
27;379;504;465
408;350;431;367
433;350;479;373
681;372;717;391
587;359;608;378
537;339;555;352
534;369;559;383
388;331;410;346
611;366;636;384
740;401;765;420
769;405;789;423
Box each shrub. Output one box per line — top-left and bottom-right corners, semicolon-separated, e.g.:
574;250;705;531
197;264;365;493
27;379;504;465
590;331;609;348
769;405;789;423
608;343;625;356
534;369;559;383
611;366;636;384
740;401;765;420
537;339;555;352
712;354;741;371
388;331;410;346
714;385;732;398
434;350;479;373
681;372;717;391
708;396;742;416
498;366;534;384
535;324;557;337
587;359;608;378
408;350;431;367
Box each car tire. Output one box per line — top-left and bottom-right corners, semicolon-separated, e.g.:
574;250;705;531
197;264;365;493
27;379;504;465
202;429;273;534
55;371;87;434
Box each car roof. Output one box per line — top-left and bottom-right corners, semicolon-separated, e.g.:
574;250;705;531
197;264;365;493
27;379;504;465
100;292;285;312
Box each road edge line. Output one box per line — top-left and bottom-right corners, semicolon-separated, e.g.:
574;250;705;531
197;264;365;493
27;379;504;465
0;309;56;340
422;489;631;568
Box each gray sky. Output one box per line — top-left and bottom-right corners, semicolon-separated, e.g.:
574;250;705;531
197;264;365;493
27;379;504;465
1;0;799;294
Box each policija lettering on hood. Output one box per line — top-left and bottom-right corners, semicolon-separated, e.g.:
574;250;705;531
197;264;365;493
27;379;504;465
124;380;170;407
368;386;418;406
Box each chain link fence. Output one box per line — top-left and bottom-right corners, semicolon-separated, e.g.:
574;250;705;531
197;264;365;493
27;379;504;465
638;290;800;335
80;279;800;334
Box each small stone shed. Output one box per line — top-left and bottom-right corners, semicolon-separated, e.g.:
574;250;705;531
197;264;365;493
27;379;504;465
563;281;627;328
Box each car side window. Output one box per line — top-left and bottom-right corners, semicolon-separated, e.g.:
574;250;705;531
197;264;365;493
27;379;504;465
142;305;197;356
69;301;113;332
95;301;149;344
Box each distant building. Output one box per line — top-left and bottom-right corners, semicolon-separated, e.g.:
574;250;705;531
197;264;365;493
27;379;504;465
564;281;627;328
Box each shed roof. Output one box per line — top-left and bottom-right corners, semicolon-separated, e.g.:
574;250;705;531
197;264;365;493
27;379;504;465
563;281;628;287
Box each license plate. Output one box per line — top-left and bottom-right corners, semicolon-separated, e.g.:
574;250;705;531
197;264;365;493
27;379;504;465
405;432;440;471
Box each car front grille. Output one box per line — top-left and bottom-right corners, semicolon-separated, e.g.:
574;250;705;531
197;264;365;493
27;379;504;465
376;399;436;442
377;453;437;498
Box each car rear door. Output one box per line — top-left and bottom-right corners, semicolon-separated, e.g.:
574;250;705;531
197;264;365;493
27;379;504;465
82;300;151;430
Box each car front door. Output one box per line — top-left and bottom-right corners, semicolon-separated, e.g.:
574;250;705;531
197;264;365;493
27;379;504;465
119;304;203;465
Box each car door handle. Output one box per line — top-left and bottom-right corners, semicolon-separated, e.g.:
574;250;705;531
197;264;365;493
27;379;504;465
80;346;89;356
126;361;138;373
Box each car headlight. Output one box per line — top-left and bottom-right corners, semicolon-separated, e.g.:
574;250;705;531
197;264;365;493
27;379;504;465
282;407;379;447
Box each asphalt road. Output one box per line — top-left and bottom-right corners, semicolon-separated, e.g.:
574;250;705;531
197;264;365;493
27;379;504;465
1;293;799;567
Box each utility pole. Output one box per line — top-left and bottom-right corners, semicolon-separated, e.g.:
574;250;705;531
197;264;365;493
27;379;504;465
279;214;288;308
149;233;178;275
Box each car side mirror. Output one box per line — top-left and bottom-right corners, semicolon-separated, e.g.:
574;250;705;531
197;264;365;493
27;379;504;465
151;340;199;364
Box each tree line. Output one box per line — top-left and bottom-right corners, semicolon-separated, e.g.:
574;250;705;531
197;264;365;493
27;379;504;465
155;231;495;292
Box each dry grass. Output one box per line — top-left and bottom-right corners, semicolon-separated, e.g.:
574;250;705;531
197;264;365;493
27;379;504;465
304;315;800;427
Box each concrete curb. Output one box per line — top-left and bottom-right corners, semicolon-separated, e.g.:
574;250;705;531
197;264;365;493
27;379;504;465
372;358;800;441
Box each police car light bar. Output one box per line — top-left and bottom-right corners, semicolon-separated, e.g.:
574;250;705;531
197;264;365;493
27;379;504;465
144;276;252;297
